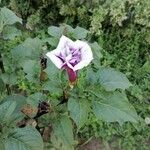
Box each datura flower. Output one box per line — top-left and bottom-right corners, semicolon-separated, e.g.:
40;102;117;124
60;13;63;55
46;35;93;83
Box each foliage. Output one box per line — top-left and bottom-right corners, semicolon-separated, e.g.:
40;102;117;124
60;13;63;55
0;1;150;149
0;99;43;150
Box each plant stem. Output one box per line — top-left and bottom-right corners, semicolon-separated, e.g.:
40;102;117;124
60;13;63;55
0;53;5;73
0;53;11;95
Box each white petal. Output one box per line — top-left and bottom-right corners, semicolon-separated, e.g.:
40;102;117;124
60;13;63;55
73;40;93;71
67;62;74;70
46;50;63;69
57;35;75;51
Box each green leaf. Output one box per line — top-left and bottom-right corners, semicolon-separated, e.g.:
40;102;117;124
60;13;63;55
60;24;74;37
0;101;16;123
51;134;73;150
23;60;37;73
0;141;4;150
48;26;62;38
72;26;88;39
12;44;32;62
2;26;21;40
0;7;22;32
20;59;41;82
43;80;62;95
44;59;63;96
90;42;103;59
86;68;99;84
1;73;17;85
52;115;74;149
1;94;26;120
3;102;16;122
45;37;59;47
48;25;88;40
98;68;132;91
68;98;90;129
22;60;40;81
45;58;60;78
23;38;42;54
92;91;139;125
11;37;42;62
0;140;5;150
4;127;43;150
60;24;74;33
90;42;103;68
26;93;44;108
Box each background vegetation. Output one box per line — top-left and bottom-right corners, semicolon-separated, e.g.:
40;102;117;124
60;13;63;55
0;0;150;149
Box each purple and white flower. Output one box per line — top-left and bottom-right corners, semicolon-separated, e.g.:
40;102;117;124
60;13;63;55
46;35;93;82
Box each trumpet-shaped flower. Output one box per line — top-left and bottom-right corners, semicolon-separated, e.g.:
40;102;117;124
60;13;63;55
46;35;93;82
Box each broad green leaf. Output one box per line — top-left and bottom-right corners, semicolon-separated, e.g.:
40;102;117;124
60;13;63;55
45;63;69;94
1;95;26;120
2;26;21;40
44;37;59;47
60;24;74;37
23;60;37;73
22;60;40;81
48;25;88;40
68;98;90;129
26;93;44;108
4;127;43;150
98;68;132;91
0;95;26;122
0;7;22;32
3;102;16;122
86;68;99;84
1;73;17;85
51;134;73;150
52;115;74;149
23;38;42;54
24;93;44;117
24;92;42;118
48;26;62;38
45;58;60;78
11;37;42;62
73;26;88;39
0;141;4;150
0;7;22;25
92;91;139;125
12;44;32;62
43;80;62;96
60;24;74;33
0;101;16;123
90;42;103;59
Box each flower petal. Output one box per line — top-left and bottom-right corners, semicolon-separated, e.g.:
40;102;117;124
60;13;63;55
46;50;63;69
73;40;93;71
57;35;76;51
